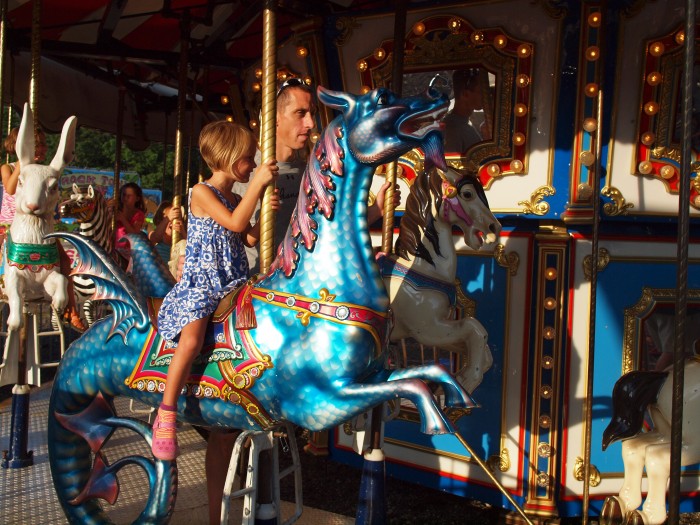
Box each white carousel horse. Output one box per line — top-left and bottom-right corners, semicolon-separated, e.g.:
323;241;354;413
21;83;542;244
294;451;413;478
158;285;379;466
1;103;76;331
601;358;700;525
378;166;501;394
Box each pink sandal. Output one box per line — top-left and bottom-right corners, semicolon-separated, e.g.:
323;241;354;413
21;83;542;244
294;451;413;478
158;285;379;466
151;407;179;460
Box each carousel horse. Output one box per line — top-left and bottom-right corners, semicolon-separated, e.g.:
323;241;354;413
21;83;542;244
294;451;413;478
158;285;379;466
58;184;120;326
47;86;475;523
1;103;75;331
600;358;700;525
379;166;501;393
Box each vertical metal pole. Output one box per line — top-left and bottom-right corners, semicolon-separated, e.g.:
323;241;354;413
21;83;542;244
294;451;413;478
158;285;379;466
255;3;278;522
111;86;125;235
581;3;606;521
2;312;34;468
171;13;190;247
28;0;41;125
0;0;7;127
358;3;406;525
258;0;277;274
667;2;694;522
2;0;42;471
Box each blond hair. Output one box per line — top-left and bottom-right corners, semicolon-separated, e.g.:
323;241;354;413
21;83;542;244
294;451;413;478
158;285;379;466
199;121;256;176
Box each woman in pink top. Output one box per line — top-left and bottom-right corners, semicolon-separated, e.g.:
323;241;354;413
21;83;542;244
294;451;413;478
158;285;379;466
112;182;146;268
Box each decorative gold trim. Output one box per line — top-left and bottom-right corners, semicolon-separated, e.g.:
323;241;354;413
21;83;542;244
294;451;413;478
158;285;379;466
487;448;511;473
518;185;555;215
494;244;520;276
454;279;476;318
333;17;359;47
574;456;601;487
583;248;610;281
602;185;634;216
537;442;554;458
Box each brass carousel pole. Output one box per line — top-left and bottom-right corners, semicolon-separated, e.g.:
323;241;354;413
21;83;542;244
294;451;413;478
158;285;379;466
2;0;41;469
171;12;191;248
249;4;279;522
258;0;277;274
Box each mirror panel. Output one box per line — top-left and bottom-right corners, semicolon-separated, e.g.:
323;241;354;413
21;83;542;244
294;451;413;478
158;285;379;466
356;14;533;189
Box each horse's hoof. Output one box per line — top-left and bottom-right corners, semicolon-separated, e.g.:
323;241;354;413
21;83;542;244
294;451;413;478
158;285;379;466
622;510;648;525
600;496;624;525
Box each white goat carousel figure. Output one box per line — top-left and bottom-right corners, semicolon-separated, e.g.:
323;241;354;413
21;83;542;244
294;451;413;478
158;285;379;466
0;103;76;468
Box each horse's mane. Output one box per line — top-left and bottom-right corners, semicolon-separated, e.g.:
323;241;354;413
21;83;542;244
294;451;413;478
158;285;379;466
270;120;344;276
394;167;486;266
394;168;442;265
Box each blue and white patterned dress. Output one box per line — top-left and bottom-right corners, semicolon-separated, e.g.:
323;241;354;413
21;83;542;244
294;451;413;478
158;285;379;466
157;182;250;341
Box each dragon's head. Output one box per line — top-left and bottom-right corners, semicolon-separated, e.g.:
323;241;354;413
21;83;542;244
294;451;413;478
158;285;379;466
318;86;448;170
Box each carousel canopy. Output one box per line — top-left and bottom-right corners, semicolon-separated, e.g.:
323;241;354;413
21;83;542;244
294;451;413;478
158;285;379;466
2;0;430;147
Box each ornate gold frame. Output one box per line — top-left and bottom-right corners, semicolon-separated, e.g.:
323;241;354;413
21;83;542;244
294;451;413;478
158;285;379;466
622;287;700;373
356;14;533;190
634;25;700;209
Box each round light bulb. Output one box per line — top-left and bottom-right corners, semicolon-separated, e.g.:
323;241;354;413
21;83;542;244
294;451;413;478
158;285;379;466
515;103;528;116
471;31;485;44
586;46;600;61
296;46;308;58
220;95;229;105
513;132;526;146
252;82;261;92
660;165;675;179
583;118;597;132
518;44;532;57
544;297;557;310
646;71;662;86
494;34;508;49
360;85;371;94
638;160;653;175
413;22;425;36
373;47;386;60
449;18;461;33
357;60;368;72
487;163;501;176
510;159;524;173
644;101;659;115
516;74;530;88
676;31;685;45
255;68;263;79
585;83;599;97
545;268;557;280
641;131;656;146
580;151;595;166
588;12;601;27
649;41;665;57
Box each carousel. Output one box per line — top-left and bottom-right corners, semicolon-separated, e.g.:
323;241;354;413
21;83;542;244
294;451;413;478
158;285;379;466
1;1;700;525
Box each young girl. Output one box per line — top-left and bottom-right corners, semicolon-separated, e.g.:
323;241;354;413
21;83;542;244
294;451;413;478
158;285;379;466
153;121;279;460
113;181;146;267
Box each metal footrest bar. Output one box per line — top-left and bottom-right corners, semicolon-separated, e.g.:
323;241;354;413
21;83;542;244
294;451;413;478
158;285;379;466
220;422;303;525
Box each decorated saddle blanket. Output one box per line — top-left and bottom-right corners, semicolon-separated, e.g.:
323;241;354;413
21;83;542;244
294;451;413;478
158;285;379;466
127;284;276;428
376;253;457;306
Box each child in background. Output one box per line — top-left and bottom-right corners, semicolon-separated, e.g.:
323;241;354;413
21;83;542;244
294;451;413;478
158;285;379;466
112;182;146;268
152;121;280;460
148;200;185;275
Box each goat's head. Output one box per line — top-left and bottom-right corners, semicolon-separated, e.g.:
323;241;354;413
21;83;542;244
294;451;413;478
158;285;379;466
15;103;77;217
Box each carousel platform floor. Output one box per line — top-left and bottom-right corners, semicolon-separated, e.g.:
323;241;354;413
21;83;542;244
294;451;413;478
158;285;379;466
0;381;353;525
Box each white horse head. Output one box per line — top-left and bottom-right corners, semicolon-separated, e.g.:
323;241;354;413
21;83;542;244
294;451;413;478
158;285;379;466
2;103;77;329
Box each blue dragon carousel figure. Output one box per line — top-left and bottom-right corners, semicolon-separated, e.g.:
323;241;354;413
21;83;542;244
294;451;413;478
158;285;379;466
46;85;480;523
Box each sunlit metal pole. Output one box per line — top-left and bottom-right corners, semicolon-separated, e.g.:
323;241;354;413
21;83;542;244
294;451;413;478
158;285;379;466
258;0;277;274
171;12;191;247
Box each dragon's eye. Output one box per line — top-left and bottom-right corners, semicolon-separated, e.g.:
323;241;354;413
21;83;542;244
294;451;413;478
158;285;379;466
377;93;389;106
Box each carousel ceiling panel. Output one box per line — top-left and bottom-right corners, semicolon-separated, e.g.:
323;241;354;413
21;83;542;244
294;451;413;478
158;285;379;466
2;0;458;142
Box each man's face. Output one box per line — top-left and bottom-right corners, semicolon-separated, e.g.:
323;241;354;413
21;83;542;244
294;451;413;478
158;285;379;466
276;87;315;154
